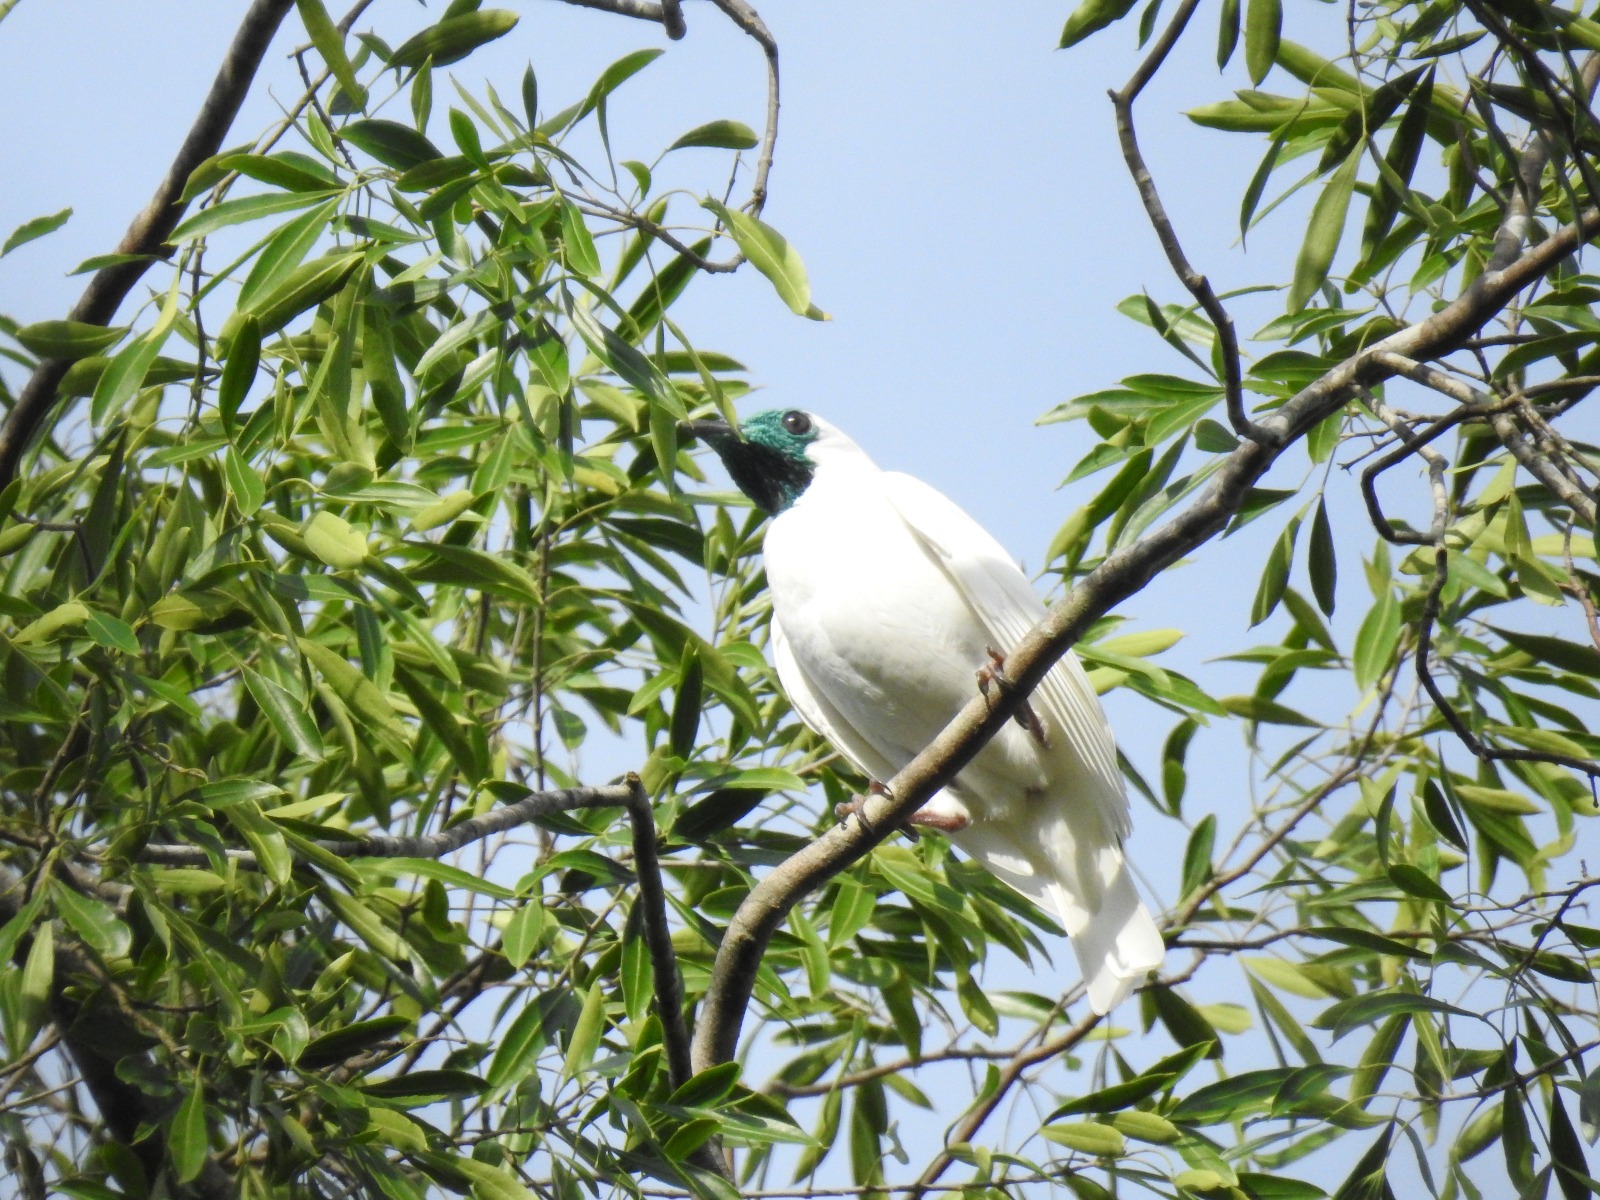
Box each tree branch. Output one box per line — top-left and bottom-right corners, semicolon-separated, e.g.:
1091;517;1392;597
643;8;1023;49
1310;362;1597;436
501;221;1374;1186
707;0;779;213
137;782;634;867
558;0;685;39
624;775;693;1091
0;0;296;489
1109;0;1261;444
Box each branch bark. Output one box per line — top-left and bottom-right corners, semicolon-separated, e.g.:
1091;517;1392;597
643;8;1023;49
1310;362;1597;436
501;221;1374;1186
0;0;295;490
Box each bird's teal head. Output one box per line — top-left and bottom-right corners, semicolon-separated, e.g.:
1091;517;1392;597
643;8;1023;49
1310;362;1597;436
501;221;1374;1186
682;409;821;515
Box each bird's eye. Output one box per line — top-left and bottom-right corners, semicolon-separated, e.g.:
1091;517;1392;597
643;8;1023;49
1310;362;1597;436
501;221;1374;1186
781;411;813;435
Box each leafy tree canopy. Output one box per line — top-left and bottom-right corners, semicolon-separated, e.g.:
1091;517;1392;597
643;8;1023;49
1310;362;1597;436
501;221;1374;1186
1;1;1599;1199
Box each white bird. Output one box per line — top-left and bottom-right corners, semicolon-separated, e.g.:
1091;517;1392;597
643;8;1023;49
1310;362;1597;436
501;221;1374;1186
685;409;1164;1013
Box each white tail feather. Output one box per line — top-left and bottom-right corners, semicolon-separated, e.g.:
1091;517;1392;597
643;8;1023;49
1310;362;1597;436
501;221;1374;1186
1057;863;1164;1014
951;821;1164;1014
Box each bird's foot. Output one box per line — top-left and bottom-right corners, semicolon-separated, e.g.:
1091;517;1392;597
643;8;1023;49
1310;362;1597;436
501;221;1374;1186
835;791;878;837
977;646;1049;748
905;806;970;833
835;783;925;841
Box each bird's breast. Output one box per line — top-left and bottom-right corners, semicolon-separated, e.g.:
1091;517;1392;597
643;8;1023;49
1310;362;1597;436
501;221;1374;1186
764;480;999;763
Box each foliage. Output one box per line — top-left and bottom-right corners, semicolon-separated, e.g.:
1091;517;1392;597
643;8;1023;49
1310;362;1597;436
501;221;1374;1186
0;1;1599;1199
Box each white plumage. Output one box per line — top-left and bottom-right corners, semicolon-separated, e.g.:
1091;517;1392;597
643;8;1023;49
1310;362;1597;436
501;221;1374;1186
698;410;1164;1013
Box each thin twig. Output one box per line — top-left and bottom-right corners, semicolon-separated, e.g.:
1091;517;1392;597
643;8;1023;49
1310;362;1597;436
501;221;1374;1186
1358;387;1461;545
1108;0;1261;444
137;783;635;868
707;0;779;213
1417;546;1600;780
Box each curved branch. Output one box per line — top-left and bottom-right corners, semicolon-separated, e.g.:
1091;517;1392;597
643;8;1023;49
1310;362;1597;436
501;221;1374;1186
1109;0;1261;443
688;200;1600;1078
0;0;296;489
1417;546;1600;780
707;0;779;213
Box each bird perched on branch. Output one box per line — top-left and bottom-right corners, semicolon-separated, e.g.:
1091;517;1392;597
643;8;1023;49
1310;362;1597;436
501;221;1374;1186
684;409;1164;1013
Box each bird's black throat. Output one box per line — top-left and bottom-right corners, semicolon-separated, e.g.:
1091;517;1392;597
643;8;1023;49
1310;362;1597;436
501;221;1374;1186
717;439;814;515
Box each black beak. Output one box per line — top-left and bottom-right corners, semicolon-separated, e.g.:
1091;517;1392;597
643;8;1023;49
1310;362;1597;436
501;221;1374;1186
678;419;737;442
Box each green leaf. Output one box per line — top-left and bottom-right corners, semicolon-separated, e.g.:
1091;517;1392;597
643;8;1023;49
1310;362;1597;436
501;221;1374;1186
1320;65;1428;175
1352;584;1399;692
170;189;338;242
224;447;265;516
499;908;550;972
1288;148;1360;312
52;883;129;959
562;979;606;1082
303;510;368;568
13;320;127;361
241;668;325;761
1492;627;1600;676
219;150;343;192
1549;1088;1590;1200
299;1015;411;1068
411;541;542;604
234;251;362;336
1331;1124;1394;1200
225;801;294;886
90;278;181;424
85;610;139;655
450;1156;539;1200
1387;863;1451;903
1217;0;1241;66
1312;991;1474;1041
297;637;410;756
669;1061;743;1108
2;206;71;256
559;198;601;277
362;1069;485;1101
170;1079;208;1184
340;119;444;169
1180;813;1215;899
296;0;367;109
390;9;519;68
1041;1121;1126;1156
1251;515;1300;626
18;921;53;1049
1244;0;1281;84
1309;497;1337;614
668;119;759;151
217;314;260;433
702;199;824;319
1059;0;1139;47
573;48;665;124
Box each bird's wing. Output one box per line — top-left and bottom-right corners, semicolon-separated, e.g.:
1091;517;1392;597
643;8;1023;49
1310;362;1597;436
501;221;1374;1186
770;614;900;783
881;471;1131;839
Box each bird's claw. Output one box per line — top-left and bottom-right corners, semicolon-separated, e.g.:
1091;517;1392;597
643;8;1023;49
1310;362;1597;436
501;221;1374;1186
834;793;877;837
836;783;921;840
977;647;1049;748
